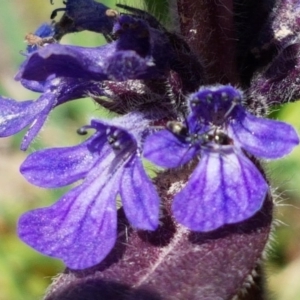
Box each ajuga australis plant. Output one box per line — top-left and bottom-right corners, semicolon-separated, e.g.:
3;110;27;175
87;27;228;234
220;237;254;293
1;0;300;299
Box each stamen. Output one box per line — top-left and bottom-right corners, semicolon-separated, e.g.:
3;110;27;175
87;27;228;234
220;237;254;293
222;101;237;121
107;135;117;145
105;9;119;18
76;126;89;135
107;132;122;150
203;130;233;146
112;141;121;150
51;8;66;19
167;121;188;138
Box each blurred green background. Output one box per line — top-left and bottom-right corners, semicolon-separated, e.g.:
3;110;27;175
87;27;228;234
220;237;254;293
0;1;299;299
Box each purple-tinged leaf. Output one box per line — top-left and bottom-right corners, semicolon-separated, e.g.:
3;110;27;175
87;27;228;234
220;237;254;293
249;42;300;105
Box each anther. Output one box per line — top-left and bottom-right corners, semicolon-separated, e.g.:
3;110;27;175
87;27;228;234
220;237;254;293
77;127;88;135
167;121;188;138
106;9;119;17
107;135;117;145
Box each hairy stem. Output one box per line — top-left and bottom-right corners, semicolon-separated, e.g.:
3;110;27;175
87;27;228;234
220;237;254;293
175;0;239;84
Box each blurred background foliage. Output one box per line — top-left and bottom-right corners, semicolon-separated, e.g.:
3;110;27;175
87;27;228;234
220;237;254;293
0;1;299;299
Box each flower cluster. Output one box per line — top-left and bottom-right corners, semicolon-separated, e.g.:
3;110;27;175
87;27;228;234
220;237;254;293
0;0;299;273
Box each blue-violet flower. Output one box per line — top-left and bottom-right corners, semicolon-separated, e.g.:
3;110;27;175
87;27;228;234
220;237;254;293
19;113;159;269
144;85;299;231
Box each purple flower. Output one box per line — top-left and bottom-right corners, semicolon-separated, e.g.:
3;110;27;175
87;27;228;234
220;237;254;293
0;22;105;150
144;85;299;231
17;14;172;83
18;113;160;269
0;13;181;151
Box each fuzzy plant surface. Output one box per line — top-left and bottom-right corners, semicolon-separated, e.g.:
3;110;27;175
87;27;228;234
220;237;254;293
0;0;300;299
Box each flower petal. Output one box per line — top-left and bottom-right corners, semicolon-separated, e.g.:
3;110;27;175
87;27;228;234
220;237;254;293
249;43;300;105
229;110;299;159
20;79;47;93
144;129;198;168
20;138;105;188
16;43;113;82
188;85;242;123
120;156;159;230
0;98;36;136
20;94;56;150
0;95;52;142
18;163;121;270
172;149;268;231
